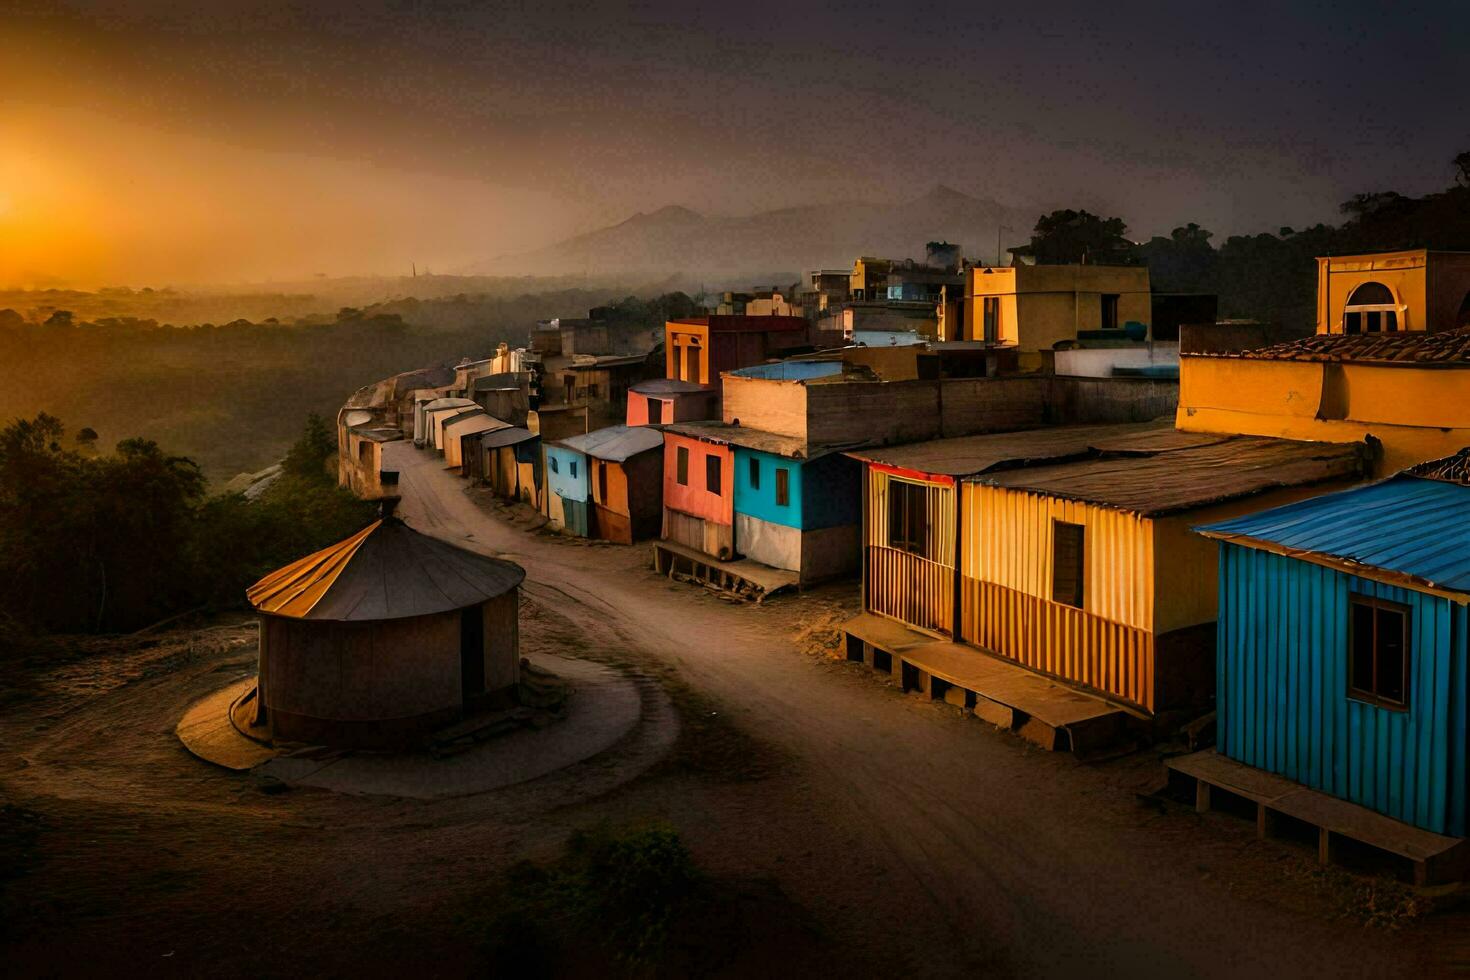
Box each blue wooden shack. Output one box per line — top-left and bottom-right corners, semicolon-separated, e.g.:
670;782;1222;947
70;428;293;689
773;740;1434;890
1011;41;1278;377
543;442;590;536
731;443;861;584
1195;451;1470;836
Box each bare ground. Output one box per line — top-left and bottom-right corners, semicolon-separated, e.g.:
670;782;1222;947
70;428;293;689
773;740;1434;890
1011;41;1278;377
2;440;1468;976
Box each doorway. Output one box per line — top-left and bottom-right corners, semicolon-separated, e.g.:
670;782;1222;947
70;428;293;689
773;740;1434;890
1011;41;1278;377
460;605;485;702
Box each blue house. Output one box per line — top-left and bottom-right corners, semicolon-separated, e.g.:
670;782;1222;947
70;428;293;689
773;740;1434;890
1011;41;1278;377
1195;451;1470;838
543;442;590;536
730;439;862;585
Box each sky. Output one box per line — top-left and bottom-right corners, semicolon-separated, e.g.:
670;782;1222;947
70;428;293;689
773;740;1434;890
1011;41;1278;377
1;0;1466;287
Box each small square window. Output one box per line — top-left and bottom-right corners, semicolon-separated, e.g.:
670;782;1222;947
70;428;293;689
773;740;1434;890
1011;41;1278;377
550;457;559;474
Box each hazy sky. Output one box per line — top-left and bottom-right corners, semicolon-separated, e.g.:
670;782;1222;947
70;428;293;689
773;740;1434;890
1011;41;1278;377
2;0;1466;286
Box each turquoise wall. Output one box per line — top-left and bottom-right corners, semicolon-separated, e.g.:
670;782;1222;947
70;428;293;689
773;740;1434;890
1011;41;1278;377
545;445;588;503
1217;543;1467;835
734;448;802;529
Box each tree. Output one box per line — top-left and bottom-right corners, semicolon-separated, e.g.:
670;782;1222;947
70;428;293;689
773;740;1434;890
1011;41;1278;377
1455;150;1470;188
1134;223;1219;293
1023;210;1132;265
281;413;336;481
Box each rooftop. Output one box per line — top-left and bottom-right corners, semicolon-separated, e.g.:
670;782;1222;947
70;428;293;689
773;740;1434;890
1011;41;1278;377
1196;472;1470;597
849;420;1369;515
480;426;537;449
629;378;712;395
662;420;849;460
247;517;525;622
668;315;808;334
556;424;663;462
1189;326;1470;365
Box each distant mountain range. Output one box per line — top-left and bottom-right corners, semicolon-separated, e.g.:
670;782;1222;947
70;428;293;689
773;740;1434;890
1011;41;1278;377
466;186;1039;285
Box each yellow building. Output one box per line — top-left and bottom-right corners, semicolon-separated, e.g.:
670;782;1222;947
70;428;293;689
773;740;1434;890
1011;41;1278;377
962;264;1151;351
1316;249;1470;335
1177;326;1470;475
848;422;1368;715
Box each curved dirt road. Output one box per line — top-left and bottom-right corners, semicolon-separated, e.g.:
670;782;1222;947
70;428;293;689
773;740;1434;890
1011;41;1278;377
387;441;1435;978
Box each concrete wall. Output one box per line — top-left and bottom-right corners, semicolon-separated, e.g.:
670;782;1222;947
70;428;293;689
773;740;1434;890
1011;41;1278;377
733;448;803;528
1053;344;1179;378
1177;355;1470;474
544;445;588;502
1045;376;1178;425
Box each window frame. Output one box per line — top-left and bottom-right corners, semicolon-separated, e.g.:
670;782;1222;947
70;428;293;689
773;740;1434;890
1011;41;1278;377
1100;294;1120;330
1347;593;1411;711
705;453;722;495
748;456;760;491
676;446;689;486
1051;520;1085;609
775;467;790;507
886;478;927;556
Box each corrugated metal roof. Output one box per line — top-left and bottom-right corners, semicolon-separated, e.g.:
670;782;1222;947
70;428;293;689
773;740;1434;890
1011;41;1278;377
1196;476;1470;595
444;414;509;439
629;378;711;395
661;420;849;460
846;420;1189;476
246;519;525;621
480;426;536;449
982;437;1366;516
556;424;663;462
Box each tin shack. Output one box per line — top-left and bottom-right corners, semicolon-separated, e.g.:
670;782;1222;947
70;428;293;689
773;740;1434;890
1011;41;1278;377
555;425;665;544
1194;449;1470;841
848;422;1370;717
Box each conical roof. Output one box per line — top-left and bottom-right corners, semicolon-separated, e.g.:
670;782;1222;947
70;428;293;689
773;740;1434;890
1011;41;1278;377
246;518;525;621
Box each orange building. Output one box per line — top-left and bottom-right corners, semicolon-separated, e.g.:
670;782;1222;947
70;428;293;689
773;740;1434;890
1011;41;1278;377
1315;249;1470;335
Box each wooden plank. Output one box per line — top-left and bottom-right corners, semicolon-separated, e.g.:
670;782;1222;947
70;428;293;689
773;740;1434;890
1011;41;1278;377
905;641;1123;730
1270;787;1464;862
1165;749;1300;805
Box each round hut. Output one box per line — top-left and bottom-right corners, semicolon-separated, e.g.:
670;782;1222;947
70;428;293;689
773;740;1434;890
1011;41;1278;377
244;511;525;748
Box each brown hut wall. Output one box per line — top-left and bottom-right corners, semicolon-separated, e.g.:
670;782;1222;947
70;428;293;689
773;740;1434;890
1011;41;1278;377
482;590;520;694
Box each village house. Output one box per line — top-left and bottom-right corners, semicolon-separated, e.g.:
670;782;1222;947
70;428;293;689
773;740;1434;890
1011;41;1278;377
1177;325;1470;474
1177;449;1470;883
429;406;483;455
471;372;532;426
844;421;1370;744
556;352;660;424
625;378;718;426
553;425;665;544
962;263;1153;358
337;411;402;500
244;506;525;749
414;396;477;448
664;315;813;390
472;426;540;504
443;411;507;474
1316;249;1470;335
543;439;592;536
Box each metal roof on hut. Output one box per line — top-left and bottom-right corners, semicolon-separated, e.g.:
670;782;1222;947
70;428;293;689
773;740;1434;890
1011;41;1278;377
246;516;525;622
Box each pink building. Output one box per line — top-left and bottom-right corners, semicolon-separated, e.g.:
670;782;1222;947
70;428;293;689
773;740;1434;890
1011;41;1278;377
660;430;735;560
626;378;718;426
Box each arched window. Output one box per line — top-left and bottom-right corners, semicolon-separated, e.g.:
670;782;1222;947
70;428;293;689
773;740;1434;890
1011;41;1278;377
1342;281;1398;334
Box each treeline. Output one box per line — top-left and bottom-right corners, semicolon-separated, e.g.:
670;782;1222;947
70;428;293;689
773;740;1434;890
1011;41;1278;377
0;413;376;637
0;288;683;481
1025;153;1470;328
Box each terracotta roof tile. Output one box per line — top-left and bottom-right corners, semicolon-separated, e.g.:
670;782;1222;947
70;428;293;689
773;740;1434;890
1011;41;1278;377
1194;326;1470;364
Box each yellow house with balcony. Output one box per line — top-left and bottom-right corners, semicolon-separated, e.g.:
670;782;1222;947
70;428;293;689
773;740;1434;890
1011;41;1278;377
1316;249;1470;335
962;264;1152;352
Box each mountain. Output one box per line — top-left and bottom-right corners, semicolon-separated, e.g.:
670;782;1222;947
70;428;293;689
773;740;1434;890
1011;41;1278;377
467;186;1038;284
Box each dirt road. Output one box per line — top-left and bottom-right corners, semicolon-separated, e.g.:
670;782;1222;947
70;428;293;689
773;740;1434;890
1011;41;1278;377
385;442;1436;977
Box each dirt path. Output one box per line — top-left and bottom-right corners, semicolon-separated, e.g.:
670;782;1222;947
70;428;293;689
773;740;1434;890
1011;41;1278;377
383;442;1439;977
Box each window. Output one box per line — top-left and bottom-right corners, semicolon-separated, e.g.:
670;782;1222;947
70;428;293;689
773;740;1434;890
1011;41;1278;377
676;446;689;485
748;457;760;490
705;454;722;494
570;460;578;479
887;479;928;556
647;396;664;424
586;383;599;400
1051;521;1084;608
1349;595;1410;709
597;461;608;503
550;456;559;474
1342;282;1398;334
982;297;999;342
775;468;790;507
1101;294;1120;330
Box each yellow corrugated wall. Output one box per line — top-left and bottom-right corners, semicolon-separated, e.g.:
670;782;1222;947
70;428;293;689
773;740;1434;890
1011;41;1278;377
865;468;956;635
960;483;1158;711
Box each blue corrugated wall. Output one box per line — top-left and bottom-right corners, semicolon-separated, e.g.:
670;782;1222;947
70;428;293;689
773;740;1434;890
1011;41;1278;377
1217;544;1467;835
